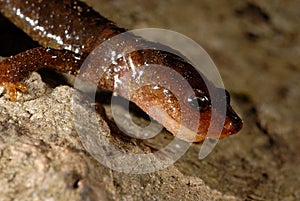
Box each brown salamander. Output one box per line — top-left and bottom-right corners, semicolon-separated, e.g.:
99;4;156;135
0;0;242;142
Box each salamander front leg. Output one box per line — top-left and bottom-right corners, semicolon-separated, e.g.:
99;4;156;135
0;81;27;101
0;47;84;100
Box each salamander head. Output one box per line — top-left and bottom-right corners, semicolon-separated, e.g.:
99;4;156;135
185;87;243;141
126;69;243;142
130;82;243;142
121;49;243;142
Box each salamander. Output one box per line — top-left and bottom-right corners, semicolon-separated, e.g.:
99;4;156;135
0;0;243;142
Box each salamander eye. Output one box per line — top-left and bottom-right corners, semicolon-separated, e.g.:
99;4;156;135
187;93;210;112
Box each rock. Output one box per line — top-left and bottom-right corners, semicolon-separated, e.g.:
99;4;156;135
0;72;239;200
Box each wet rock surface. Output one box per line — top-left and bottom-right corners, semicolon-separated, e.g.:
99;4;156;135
1;0;299;200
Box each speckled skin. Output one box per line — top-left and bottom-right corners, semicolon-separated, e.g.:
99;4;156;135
0;0;242;142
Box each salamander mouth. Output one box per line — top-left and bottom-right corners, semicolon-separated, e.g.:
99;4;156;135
222;105;243;136
190;104;243;141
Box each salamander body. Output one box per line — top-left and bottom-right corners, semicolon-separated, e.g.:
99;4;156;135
0;0;242;142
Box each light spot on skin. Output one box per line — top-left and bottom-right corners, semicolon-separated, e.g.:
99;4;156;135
64;44;72;51
25;16;38;26
128;56;136;77
113;74;122;89
153;85;159;90
15;8;25;19
33;25;45;32
46;33;64;45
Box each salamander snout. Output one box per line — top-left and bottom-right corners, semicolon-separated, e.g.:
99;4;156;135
223;105;243;136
